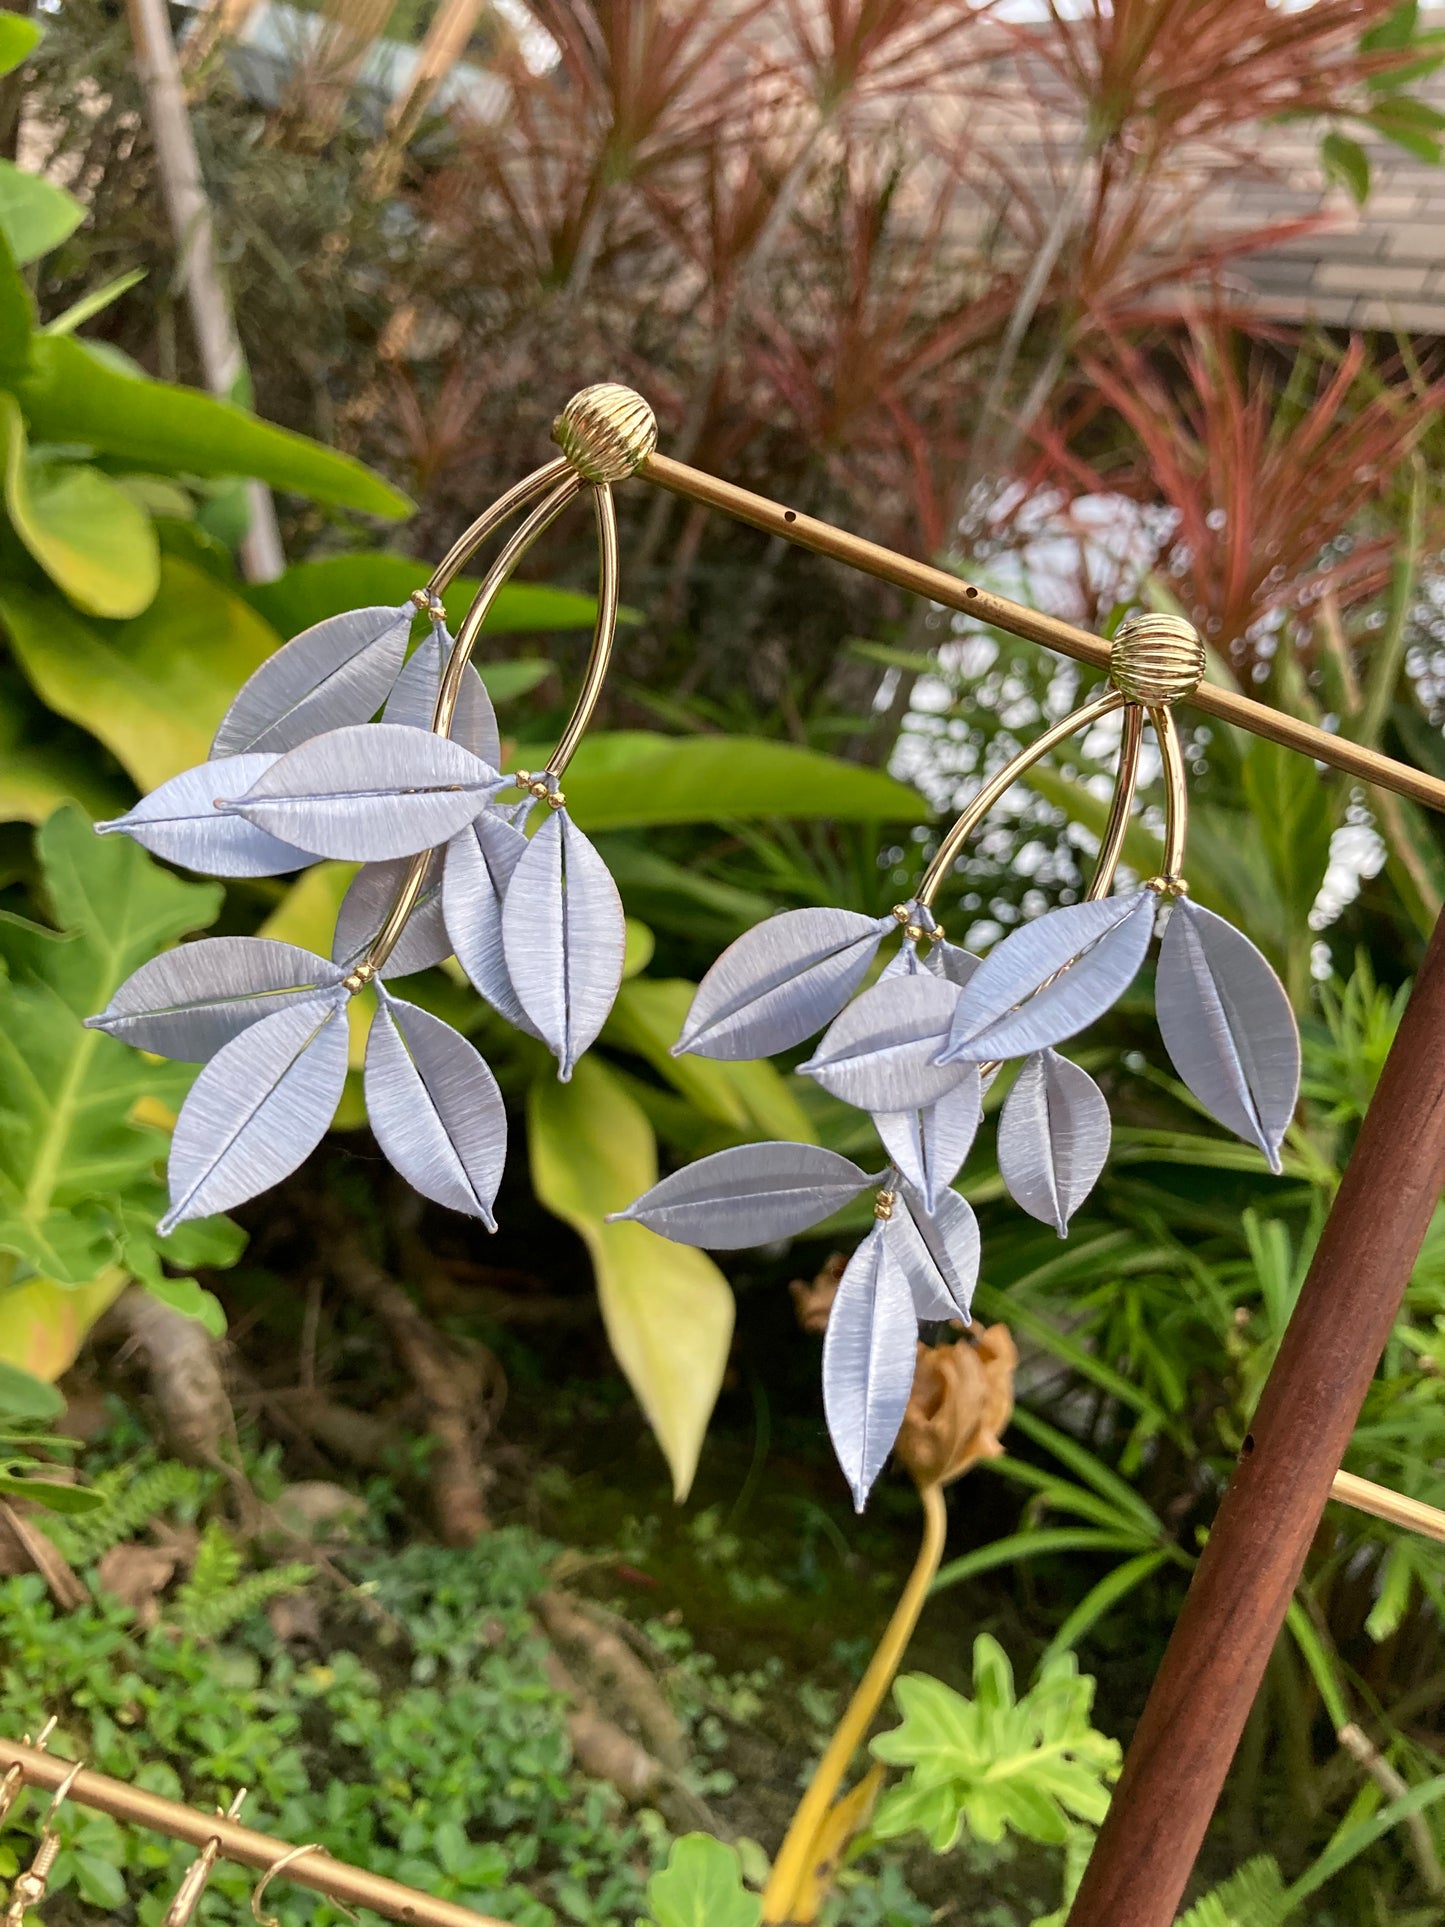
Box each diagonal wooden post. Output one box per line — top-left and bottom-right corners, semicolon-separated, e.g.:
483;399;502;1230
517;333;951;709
1066;909;1445;1926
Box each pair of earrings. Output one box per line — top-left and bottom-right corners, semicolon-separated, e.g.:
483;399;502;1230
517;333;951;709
158;1795;353;1927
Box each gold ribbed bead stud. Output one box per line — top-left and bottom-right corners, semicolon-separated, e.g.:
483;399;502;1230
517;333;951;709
1109;612;1205;705
552;384;658;483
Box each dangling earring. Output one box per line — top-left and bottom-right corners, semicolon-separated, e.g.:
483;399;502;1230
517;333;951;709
0;1718;58;1828
160;1790;247;1927
3;1759;83;1927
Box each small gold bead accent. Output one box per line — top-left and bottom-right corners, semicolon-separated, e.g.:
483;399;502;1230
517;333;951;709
904;924;925;943
547;789;566;809
874;1190;896;1221
514;769;531;788
529;779;550;799
1109;612;1205;705
1145;874;1190;897
891;903;912;925
342;964;374;993
410;587;432;610
552;384;658;483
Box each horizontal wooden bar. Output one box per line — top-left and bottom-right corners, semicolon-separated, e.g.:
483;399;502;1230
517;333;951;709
1330;1469;1445;1546
641;451;1445;817
0;1742;510;1927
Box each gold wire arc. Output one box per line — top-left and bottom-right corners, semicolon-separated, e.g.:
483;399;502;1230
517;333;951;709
915;689;1127;912
422;457;572;601
1087;702;1145;902
1149;704;1190;886
357;472;583;979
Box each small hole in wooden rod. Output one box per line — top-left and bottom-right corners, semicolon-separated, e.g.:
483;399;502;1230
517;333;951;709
1241;1434;1256;1456
965;586;979;598
784;510;796;522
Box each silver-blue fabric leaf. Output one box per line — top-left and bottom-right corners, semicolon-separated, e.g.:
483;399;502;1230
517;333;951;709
159;991;349;1232
442;810;538;1034
382;624;500;768
332;853;450;979
898;1182;980;1320
86;936;344;1062
822;1221;919;1512
675;907;895;1062
940;891;1155;1064
212;603;413;757
926;939;982;989
96;753;314;877
364;990;506;1226
608;1141;882;1247
998;1048;1111;1236
502;808;625;1079
874;1064;982;1214
801;974;968;1112
220;723;506;862
880;939;923;981
1156;897;1300;1174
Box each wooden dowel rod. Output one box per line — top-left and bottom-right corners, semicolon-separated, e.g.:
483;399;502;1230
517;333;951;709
1064;907;1445;1927
1331;1469;1445;1546
0;1742;511;1927
639;451;1445;817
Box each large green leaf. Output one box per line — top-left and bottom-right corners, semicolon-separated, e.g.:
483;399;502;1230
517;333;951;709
0;807;221;1285
0;16;42;77
16;335;412;519
243;553;608;638
528;1056;733;1500
0;392;158;618
645;1836;761;1927
0;559;282;787
513;731;928;828
0;222;33;376
0;160;82;267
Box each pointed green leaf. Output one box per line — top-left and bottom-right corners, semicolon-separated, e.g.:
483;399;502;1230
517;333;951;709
0;392;159;618
0;159;82;266
16;335;412;518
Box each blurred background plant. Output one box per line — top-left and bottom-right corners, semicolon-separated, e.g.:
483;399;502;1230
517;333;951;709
3;0;1445;1921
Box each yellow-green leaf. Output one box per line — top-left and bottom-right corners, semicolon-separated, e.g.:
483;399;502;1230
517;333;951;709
0;159;82;266
0;1267;129;1382
0;392;159;617
0;559;281;787
528;1057;733;1500
604;977;815;1141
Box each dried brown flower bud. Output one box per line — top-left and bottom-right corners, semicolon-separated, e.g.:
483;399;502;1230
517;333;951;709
790;1253;847;1335
895;1324;1018;1491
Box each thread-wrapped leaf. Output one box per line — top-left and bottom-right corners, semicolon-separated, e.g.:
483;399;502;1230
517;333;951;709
997;1048;1111;1236
609;1141;881;1248
219;723;507;862
874;1065;982;1214
96;754;314;877
332;853;450;978
87;936;344;1062
940;892;1155;1064
212;603;414;757
823;1221;919;1511
896;1184;980;1321
1155;897;1300;1173
443;810;537;1033
382;623;500;768
801;974;967;1112
674;907;894;1062
364;990;506;1225
159;992;349;1232
502;808;625;1079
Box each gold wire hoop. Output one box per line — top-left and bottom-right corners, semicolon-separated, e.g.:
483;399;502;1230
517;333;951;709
3;1759;84;1927
251;1844;359;1927
162;1790;247;1927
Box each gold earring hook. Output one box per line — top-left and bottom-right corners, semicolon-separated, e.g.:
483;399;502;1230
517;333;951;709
162;1789;247;1927
251;1844;358;1927
0;1716;58;1827
3;1759;84;1927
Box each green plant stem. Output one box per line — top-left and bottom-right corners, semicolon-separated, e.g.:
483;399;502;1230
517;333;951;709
760;1480;947;1925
